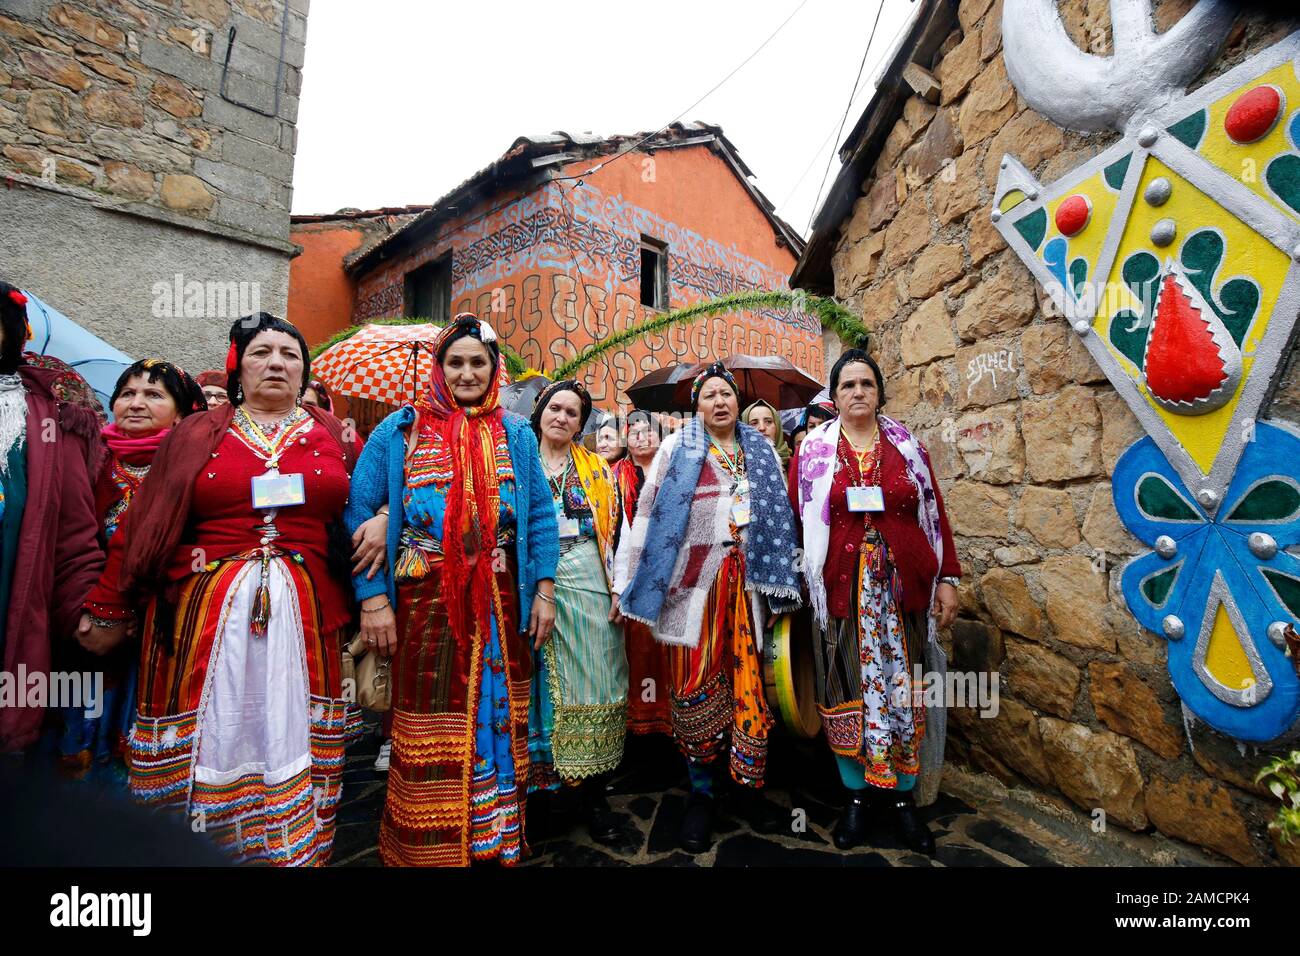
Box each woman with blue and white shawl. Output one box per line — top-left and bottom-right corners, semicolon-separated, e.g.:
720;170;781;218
612;362;801;854
789;348;961;857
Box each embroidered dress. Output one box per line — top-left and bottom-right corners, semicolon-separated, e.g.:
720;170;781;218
815;432;926;789
667;442;774;788
58;454;150;784
612;457;671;735
113;409;354;865
381;414;532;867
528;447;627;787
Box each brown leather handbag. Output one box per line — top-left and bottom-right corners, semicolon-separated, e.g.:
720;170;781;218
343;634;391;713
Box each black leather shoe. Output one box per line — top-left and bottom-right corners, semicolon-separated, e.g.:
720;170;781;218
582;777;621;845
832;790;871;850
679;792;715;853
891;791;936;856
732;785;786;835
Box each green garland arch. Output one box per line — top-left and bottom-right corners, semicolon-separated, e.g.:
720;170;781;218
549;289;869;382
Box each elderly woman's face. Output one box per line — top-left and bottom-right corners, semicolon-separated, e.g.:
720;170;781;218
540;389;583;445
202;384;229;407
442;336;493;407
833;362;879;421
746;405;779;446
241;330;304;408
696;378;738;433
113;373;181;437
596;425;620;461
627;420;659;460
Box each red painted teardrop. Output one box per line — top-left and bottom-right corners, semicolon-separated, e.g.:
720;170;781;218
1144;274;1227;405
1224;85;1283;144
1055;194;1091;237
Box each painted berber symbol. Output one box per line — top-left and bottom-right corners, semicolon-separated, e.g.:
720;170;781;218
995;0;1300;741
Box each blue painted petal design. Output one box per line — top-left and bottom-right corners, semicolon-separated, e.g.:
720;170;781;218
1112;435;1209;546
1114;422;1300;742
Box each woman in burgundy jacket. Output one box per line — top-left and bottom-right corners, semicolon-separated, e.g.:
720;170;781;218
788;348;960;856
0;281;106;754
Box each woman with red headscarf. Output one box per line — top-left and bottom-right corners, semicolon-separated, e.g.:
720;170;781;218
346;313;558;867
195;370;229;408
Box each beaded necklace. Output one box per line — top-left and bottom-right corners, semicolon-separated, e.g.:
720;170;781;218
231;405;312;468
228;404;313;638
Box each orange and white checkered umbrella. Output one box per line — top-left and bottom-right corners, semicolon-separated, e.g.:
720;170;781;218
313;322;442;407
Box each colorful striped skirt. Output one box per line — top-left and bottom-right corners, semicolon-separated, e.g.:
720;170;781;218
128;552;352;866
528;536;627;787
667;547;773;788
380;560;531;867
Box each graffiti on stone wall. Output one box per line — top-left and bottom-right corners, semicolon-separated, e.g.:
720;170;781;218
995;12;1300;743
354;178;822;406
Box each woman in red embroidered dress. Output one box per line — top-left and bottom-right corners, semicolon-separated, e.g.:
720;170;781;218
789;349;961;857
610;410;671;736
81;314;370;866
66;359;205;783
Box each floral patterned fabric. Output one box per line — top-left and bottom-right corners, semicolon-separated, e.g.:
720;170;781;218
815;432;925;790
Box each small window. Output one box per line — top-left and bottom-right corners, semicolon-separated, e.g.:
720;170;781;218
640;236;668;310
404;257;451;321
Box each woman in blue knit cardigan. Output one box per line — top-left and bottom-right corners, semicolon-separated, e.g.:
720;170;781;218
345;315;558;867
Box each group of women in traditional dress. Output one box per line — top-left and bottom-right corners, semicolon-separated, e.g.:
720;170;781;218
6;292;961;866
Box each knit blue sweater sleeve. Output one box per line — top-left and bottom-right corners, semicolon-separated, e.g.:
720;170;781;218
518;424;558;583
345;410;405;603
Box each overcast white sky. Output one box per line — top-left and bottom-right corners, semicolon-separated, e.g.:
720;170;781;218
292;0;918;238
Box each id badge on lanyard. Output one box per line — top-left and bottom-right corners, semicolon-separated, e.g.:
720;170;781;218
731;477;751;528
556;501;581;539
846;485;884;513
251;469;306;510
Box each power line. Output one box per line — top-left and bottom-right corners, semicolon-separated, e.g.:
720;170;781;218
552;0;811;188
805;0;889;235
364;0;811;269
778;65;878;211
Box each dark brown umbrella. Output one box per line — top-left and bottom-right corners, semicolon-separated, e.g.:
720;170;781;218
671;355;823;411
624;362;701;412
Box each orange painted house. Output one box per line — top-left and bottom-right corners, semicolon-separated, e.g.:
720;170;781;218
335;123;818;411
288;206;430;348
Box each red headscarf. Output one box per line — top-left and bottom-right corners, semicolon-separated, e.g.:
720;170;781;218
414;314;510;645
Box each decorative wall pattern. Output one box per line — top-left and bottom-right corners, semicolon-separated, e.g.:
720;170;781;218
995;23;1300;742
354;175;821;408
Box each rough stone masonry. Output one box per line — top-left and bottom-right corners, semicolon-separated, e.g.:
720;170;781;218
0;0;309;370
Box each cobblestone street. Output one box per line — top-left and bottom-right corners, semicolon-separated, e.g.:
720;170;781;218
331;719;1217;868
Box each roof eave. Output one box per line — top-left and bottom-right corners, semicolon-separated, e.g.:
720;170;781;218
790;0;960;294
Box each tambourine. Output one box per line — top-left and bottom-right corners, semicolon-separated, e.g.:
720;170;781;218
762;611;821;738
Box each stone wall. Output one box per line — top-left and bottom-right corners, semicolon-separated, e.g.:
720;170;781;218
0;0;306;242
0;0;306;370
827;0;1300;865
